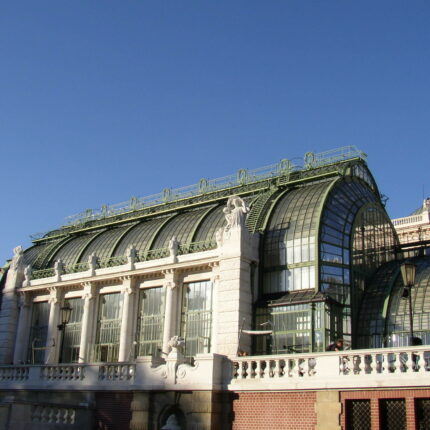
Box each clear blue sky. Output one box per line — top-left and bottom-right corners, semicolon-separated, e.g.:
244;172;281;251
1;1;429;264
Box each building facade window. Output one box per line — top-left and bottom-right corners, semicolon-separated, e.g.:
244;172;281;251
135;287;165;357
255;303;326;354
61;298;84;363
27;301;50;364
93;293;123;362
181;280;213;357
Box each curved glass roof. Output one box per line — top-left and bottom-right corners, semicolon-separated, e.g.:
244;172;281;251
113;215;172;256
357;256;430;348
261;179;334;295
21;157;381;272
78;223;137;263
40;204;225;269
192;205;225;243
151;206;211;250
49;231;104;267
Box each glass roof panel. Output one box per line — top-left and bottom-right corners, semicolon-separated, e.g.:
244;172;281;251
151;207;210;249
113;216;172;256
78;224;135;262
49;232;102;267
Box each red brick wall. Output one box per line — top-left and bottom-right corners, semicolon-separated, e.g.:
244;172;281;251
231;391;317;430
95;392;132;430
341;388;430;430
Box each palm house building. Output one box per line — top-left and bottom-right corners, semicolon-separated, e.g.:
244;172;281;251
1;146;430;430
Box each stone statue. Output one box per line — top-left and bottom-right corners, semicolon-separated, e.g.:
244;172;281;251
54;259;64;276
168;335;185;353
169;236;179;258
10;246;24;272
24;265;32;286
223;196;250;230
126;245;137;264
88;253;98;268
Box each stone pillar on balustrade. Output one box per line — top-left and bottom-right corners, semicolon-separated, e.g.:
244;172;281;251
0;246;25;364
13;292;32;364
78;282;96;363
162;269;180;355
45;287;62;364
215;196;259;357
118;276;137;362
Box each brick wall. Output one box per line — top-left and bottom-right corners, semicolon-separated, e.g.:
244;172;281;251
95;392;132;430
341;388;430;430
231;391;317;430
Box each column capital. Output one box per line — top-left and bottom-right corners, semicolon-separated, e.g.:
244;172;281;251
81;282;96;301
121;276;136;295
18;291;31;308
47;287;60;304
165;280;178;291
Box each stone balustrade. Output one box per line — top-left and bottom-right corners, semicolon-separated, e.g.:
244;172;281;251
229;346;430;391
98;364;135;381
40;365;85;381
1;347;430;392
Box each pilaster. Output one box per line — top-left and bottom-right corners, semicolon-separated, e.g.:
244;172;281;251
13;292;32;364
118;276;137;362
44;287;62;364
216;225;259;357
78;282;96;363
162;269;180;355
0;247;25;364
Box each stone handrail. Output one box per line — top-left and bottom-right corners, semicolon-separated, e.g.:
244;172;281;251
392;213;427;226
40;365;85;381
1;347;429;392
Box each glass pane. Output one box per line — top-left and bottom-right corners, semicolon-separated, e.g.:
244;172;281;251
181;281;213;357
61;298;84;363
135;287;165;357
93;293;123;362
27;301;50;364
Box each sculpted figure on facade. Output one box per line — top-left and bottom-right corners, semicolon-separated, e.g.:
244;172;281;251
10;246;24;272
168;236;179;258
54;259;64;276
88;253;98;269
223;196;250;231
126;245;137;265
23;265;32;287
168;335;185;355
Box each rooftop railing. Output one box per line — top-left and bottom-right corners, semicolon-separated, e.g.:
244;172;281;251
29;146;366;240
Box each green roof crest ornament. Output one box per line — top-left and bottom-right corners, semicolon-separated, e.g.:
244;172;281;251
29;146;367;239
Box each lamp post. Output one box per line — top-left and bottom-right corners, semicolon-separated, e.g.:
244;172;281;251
57;302;72;363
400;261;416;346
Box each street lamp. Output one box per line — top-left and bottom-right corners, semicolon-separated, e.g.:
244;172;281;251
57;302;72;363
400;261;416;346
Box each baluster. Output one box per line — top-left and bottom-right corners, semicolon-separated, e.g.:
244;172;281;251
55;408;61;424
351;355;359;374
406;352;414;373
417;352;426;373
247;360;253;378
291;358;298;377
301;359;309;377
240;361;246;379
48;407;54;423
273;359;280;378
382;353;389;374
232;361;239;379
394;353;402;374
70;409;76;425
255;360;262;379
